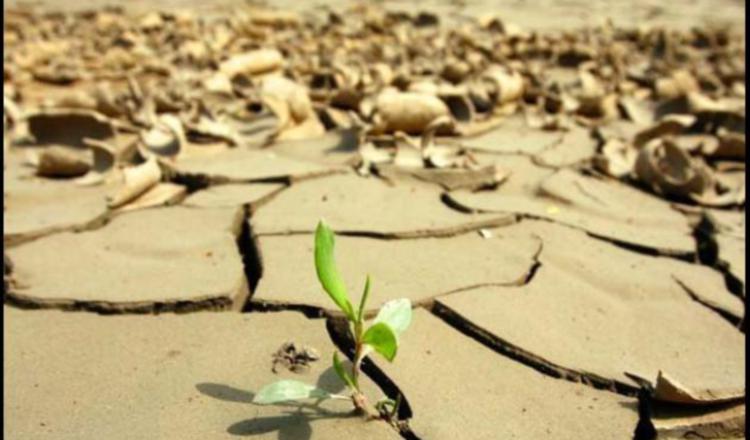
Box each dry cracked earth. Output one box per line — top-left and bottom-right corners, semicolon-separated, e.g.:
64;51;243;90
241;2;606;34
2;2;747;439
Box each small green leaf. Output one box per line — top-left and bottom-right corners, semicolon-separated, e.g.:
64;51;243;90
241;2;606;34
373;298;412;336
332;352;356;390
375;395;401;419
252;380;331;405
374;398;395;414
362;322;398;362
315;221;355;320
357;275;372;324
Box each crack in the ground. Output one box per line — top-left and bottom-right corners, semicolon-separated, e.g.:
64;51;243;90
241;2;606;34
4;210;112;248
723;269;745;333
440;194;698;260
163;167;213;193
439;191;487;214
526;212;696;260
252;215;517;241
568;224;695;260
3;253;12;295
169;167;347;188
243;300;327;319
428;301;640;397
246;299;395;321
522;235;544;285
689;212;746;332
248;255;540;315
325;316;420;440
414;235;544;308
693;214;745;295
5;178;288;250
722;270;745;301
588;210;745;333
245;234;542;318
693;213;720;266
673;276;744;330
4;291;235;314
632;382;658;440
236;205;264;298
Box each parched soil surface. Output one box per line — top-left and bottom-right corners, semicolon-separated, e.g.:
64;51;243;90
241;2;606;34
3;1;746;439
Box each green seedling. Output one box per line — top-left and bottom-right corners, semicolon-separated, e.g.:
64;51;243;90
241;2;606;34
253;220;412;420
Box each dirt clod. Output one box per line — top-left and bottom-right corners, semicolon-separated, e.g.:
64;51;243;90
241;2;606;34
271;341;321;374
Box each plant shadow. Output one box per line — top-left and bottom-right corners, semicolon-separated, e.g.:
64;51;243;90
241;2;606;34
196;365;353;439
226;409;361;439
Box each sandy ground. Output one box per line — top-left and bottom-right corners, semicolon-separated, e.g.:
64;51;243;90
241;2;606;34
3;0;746;439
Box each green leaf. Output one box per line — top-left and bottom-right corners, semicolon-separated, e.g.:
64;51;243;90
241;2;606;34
252;380;331;405
374;398;396;414
357;275;372;324
332;352;356;390
362;322;398;362
314;221;355;320
375;396;401;418
373;298;412;336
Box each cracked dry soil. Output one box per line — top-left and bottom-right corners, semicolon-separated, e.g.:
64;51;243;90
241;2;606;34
3;1;746;439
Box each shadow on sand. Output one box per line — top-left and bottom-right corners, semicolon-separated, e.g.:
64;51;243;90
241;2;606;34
196;366;354;439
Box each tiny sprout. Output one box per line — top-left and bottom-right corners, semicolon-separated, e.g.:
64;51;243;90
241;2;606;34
253;220;412;422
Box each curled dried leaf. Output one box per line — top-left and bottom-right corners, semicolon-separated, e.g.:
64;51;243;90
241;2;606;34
261;76;325;142
371;91;451;135
35;147;92;178
440;93;476;124
482;66;525;106
140;114;186;157
653;371;744;405
107;157;162;209
113;182;187;213
595;138;637;178
75;138;118;186
220;49;284;79
633;114;696;148
187;117;241;146
634;139;708;199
